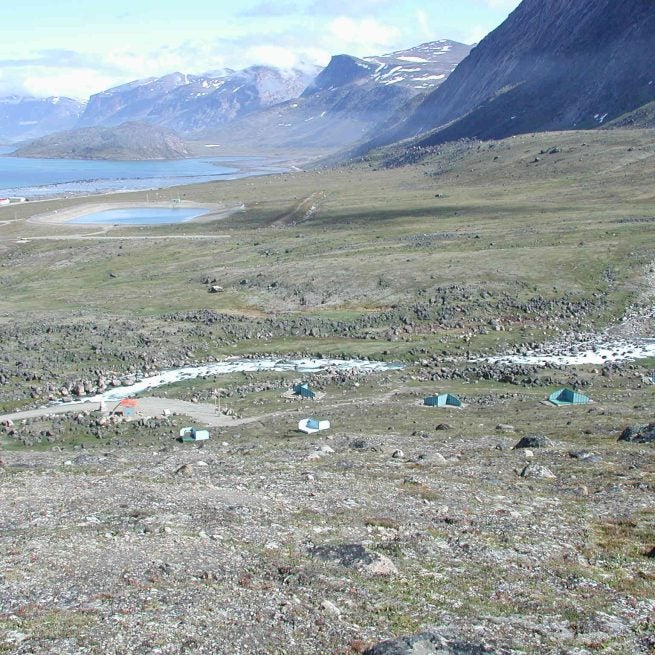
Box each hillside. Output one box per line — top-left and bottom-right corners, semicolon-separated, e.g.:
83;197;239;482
364;0;655;149
11;122;192;160
199;41;470;152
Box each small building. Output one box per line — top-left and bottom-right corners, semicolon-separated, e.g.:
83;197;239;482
179;427;210;442
298;418;330;434
547;388;591;406
293;383;316;400
113;398;138;416
424;393;462;408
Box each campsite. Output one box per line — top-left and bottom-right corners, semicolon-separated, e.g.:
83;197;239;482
1;127;654;653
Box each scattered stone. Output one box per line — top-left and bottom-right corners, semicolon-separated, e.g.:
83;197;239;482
645;546;655;558
174;463;193;476
350;439;368;450
495;424;515;432
415;452;447;465
520;463;556;479
320;599;341;617
392;449;405;459
363;630;497;655
514;435;551;449
569;450;602;463
435;423;452;431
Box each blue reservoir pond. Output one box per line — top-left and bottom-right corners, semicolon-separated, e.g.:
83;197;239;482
70;207;211;225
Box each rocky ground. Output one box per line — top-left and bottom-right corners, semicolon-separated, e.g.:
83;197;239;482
1;128;654;654
1;365;654;654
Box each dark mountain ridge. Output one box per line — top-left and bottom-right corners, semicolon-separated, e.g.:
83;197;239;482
366;0;655;149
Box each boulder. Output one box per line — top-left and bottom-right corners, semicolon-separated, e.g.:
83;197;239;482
309;543;397;576
514;435;551;449
618;423;655;443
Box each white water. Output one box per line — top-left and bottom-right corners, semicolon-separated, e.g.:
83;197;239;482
486;337;655;366
81;357;404;402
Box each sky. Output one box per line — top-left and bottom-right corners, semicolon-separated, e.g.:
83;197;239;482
0;0;522;100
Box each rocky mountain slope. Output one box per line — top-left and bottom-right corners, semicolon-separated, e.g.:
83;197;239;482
11;121;192;160
365;0;655;149
77;66;319;135
0;95;84;143
199;41;470;151
2;41;469;152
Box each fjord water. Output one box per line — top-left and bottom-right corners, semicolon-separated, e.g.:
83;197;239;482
0;148;288;198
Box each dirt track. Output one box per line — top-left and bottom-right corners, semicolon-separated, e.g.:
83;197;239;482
0;396;259;427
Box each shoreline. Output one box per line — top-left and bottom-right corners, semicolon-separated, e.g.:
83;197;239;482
0;151;310;203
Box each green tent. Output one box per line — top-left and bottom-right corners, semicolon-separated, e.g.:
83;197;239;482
293;383;316;399
424;393;462;408
548;388;591;406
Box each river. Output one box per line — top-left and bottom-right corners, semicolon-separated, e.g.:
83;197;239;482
81;357;404;403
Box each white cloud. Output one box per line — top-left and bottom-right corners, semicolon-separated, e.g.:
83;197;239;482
416;9;432;41
480;0;521;9
327;16;400;55
464;25;490;45
244;45;301;70
22;69;119;99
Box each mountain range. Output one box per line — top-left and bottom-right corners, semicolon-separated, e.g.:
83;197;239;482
2;0;655;158
0;40;470;153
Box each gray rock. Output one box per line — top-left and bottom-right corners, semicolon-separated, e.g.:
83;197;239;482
514;435;551;449
415;452;447;466
363;630;498;654
309;543;398;576
568;450;602;463
618;423;655;443
495;424;515;432
520;463;556;479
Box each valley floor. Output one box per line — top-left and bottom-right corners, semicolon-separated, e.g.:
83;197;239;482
1;128;654;654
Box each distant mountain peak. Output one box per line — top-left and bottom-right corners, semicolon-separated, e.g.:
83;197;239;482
0;95;84;143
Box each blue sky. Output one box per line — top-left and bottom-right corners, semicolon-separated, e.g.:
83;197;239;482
0;0;521;99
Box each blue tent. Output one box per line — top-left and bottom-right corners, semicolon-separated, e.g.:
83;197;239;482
424;393;462;408
548;388;591;406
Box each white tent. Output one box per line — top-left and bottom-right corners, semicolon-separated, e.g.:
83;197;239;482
298;418;330;434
